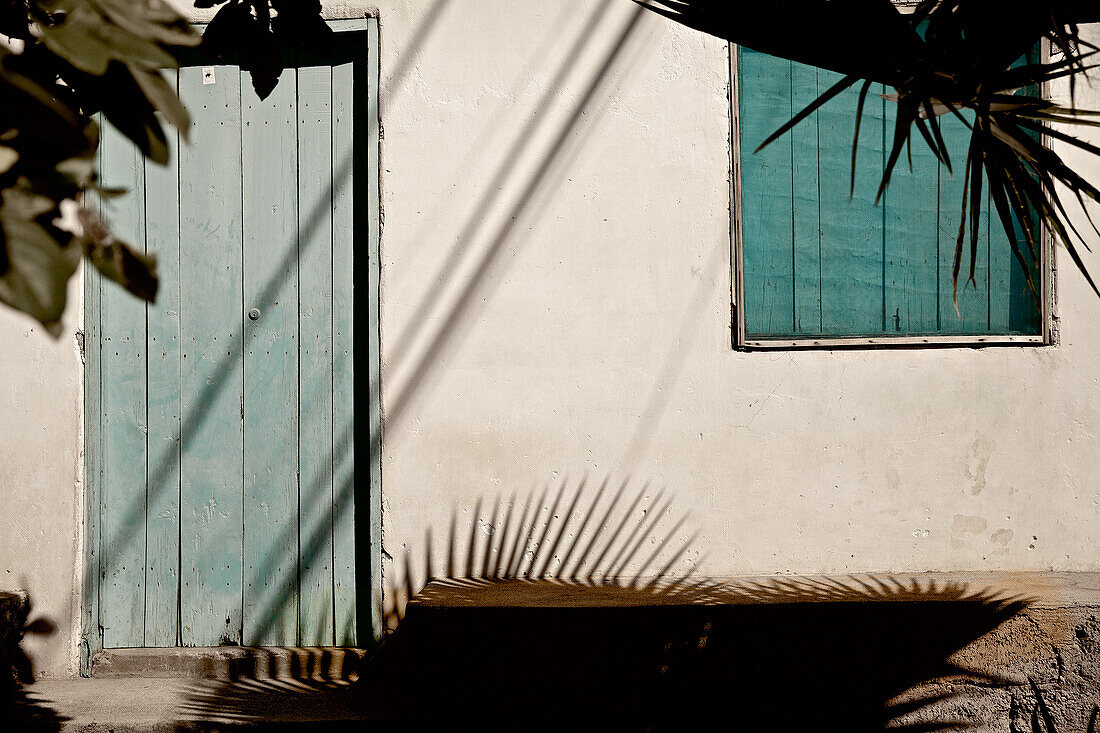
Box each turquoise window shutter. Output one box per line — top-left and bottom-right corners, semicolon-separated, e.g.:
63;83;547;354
737;48;1043;342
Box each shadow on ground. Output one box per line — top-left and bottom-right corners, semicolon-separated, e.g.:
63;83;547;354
175;478;1033;732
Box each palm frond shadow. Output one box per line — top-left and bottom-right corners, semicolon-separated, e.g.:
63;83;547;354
177;476;1035;731
1028;678;1100;733
379;474;701;631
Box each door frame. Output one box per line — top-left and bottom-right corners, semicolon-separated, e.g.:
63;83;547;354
80;16;381;675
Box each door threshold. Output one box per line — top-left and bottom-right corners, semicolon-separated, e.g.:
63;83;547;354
91;646;369;681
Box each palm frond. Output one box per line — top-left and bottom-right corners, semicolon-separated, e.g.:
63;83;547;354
754;73;859;153
641;0;1100;303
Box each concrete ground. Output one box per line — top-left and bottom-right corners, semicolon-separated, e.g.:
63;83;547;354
14;676;391;732
5;574;1098;732
19;678;193;732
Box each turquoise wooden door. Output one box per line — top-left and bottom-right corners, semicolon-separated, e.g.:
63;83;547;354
89;22;379;649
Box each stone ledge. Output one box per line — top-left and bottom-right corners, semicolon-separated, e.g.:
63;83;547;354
91;645;369;681
408;571;1100;609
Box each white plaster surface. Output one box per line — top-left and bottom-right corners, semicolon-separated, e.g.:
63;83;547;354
0;274;83;678
369;3;1100;588
2;1;1099;676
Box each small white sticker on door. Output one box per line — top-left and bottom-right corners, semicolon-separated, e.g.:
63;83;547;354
202;67;215;85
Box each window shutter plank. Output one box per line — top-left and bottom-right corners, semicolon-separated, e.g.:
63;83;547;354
791;62;822;334
740;49;795;336
936;111;991;333
989;192;1042;334
817;74;886;336
992;46;1044;335
883;100;941;334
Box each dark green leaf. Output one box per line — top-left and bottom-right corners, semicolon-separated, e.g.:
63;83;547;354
95;0;198;47
0;185;80;335
877;96;917;203
90;66;170;164
272;0;332;54
967;129;984;287
851;79;873;197
988;163;1038;298
43;4;176;76
130;65;190;140
951;136;975;308
202;1;253;59
84;237;158;302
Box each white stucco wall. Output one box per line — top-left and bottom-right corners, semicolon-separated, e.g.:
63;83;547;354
2;1;1098;677
369;1;1100;585
0;275;83;678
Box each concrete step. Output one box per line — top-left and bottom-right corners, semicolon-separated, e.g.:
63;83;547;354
90;646;370;682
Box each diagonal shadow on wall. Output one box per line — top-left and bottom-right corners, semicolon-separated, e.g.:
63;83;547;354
90;3;655;656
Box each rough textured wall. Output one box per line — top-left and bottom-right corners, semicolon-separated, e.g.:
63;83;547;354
2;0;1098;679
913;586;1100;731
0;276;83;678
369;3;1100;584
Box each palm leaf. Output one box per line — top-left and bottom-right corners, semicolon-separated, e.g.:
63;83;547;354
851;78;874;196
642;0;1100;304
754;73;859;153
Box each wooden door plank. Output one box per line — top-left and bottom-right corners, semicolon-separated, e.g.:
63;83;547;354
99;123;148;648
242;68;301;646
818;74;886;336
791;62;822;335
297;64;336;646
143;70;182;646
937;111;990;333
331;53;357;646
178;64;245;647
739;49;795;336
883;101;940;334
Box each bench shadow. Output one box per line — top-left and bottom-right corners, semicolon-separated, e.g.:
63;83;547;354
176;479;1033;732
